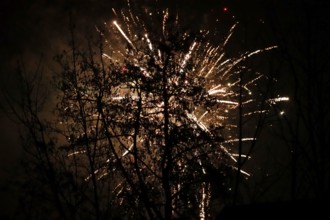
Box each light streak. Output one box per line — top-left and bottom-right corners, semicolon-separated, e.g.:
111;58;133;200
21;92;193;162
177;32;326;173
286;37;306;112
181;41;197;69
223;138;256;143
67;150;86;157
113;20;136;50
233;167;251;176
216;100;239;105
145;34;153;51
232;154;251;159
268;97;290;104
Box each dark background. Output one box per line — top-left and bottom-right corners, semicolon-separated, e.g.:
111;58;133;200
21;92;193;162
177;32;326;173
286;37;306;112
1;0;329;218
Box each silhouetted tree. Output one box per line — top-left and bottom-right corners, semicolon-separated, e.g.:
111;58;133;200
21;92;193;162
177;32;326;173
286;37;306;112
1;2;287;219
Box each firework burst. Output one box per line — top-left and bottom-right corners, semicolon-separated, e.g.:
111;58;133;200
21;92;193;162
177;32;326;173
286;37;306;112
56;2;288;219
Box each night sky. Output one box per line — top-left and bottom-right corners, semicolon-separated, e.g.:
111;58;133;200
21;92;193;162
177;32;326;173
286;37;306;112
1;0;329;218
